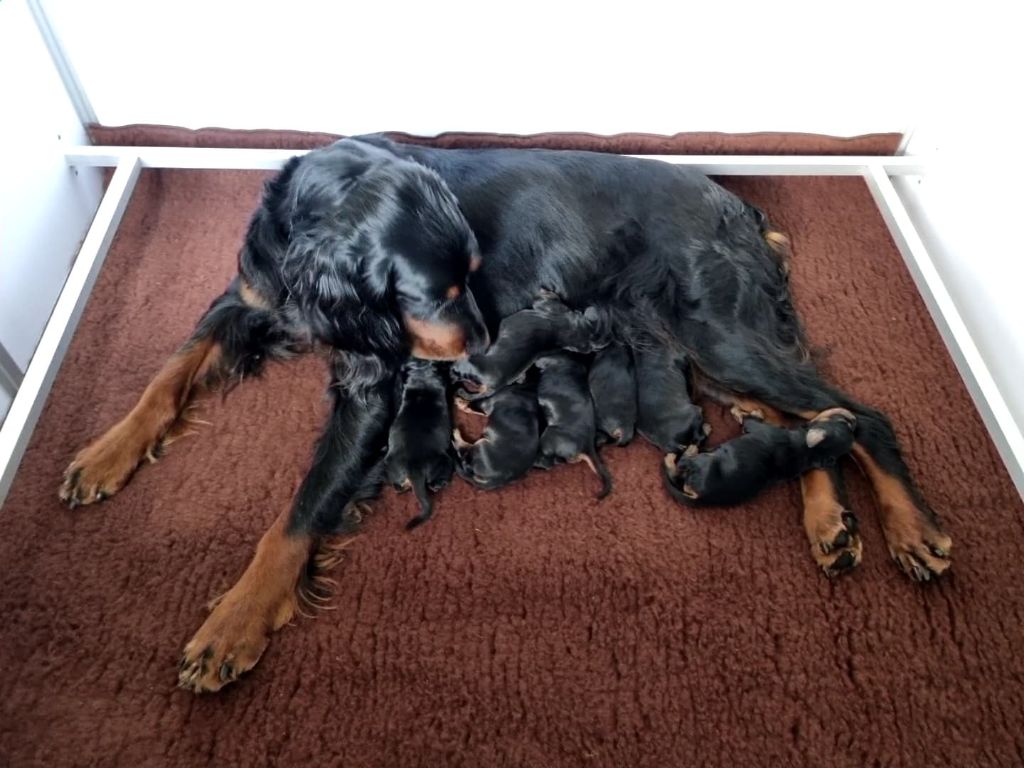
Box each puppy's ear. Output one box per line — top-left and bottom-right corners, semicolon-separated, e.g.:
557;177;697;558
806;427;827;448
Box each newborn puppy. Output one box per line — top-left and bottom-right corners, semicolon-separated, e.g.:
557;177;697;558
453;381;541;490
535;353;612;498
635;344;708;452
452;291;610;399
662;408;857;506
384;359;454;530
588;343;637;446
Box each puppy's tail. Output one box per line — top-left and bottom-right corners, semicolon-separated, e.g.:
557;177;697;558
580;448;613;500
404;473;434;531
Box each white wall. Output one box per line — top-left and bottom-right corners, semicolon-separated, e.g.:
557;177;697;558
892;8;1023;434
40;0;937;137
0;0;103;422
896;131;1024;432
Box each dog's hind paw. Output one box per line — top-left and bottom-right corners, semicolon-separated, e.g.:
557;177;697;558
883;511;952;582
806;505;863;578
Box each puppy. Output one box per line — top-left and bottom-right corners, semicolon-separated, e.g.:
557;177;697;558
453;381;541;490
663;407;857;506
534;353;612;498
452;291;610;399
588;343;637;446
635;344;708;452
384;360;454;529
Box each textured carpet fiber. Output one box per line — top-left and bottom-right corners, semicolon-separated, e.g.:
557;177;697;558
2;142;1023;767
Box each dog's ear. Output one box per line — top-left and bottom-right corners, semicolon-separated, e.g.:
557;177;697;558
806;427;827;448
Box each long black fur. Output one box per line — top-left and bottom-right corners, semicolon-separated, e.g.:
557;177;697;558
157;135;944;567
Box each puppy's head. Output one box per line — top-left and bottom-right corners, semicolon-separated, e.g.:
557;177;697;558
804;408;857;458
270;139;489;362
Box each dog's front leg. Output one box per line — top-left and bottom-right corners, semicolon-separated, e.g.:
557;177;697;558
177;357;394;693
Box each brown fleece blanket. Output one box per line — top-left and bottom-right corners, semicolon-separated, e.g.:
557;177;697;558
1;128;1022;768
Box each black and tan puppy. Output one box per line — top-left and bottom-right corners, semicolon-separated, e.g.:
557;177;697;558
663;408;857;506
635;344;708;452
452;292;610;399
453;381;541;490
534;353;613;498
384;360;454;530
588;343;637;446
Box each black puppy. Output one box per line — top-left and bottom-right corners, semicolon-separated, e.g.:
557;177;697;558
588;343;637;446
663;408;857;506
535;353;613;498
635;344;708;452
452;291;610;399
453;381;541;490
384;360;454;529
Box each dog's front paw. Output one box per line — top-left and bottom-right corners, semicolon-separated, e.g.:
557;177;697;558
674;405;709;453
178;585;295;694
59;420;162;507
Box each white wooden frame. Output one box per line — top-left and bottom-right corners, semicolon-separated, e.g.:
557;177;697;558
1;146;1021;506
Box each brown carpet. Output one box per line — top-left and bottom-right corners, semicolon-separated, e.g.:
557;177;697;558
2;131;1023;768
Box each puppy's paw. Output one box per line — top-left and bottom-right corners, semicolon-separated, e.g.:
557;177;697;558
450;359;488;393
811;407;857;429
729;404;764;424
662;453;700;500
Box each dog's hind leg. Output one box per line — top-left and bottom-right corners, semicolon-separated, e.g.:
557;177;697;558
693;337;950;580
800;466;861;576
718;394;860;575
60;278;290;507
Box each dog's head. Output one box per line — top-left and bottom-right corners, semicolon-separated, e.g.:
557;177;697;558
250;139;489;364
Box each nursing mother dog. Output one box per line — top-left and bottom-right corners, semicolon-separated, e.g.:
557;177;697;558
58;136;953;693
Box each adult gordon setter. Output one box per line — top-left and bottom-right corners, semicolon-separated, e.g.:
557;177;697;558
58;136;952;692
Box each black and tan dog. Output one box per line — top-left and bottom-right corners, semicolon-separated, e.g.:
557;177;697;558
534;353;612;498
384;359;454;530
452;381;541;490
663;407;857;507
588;343;637;446
58;136;951;694
635;344;708;453
452;291;610;399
